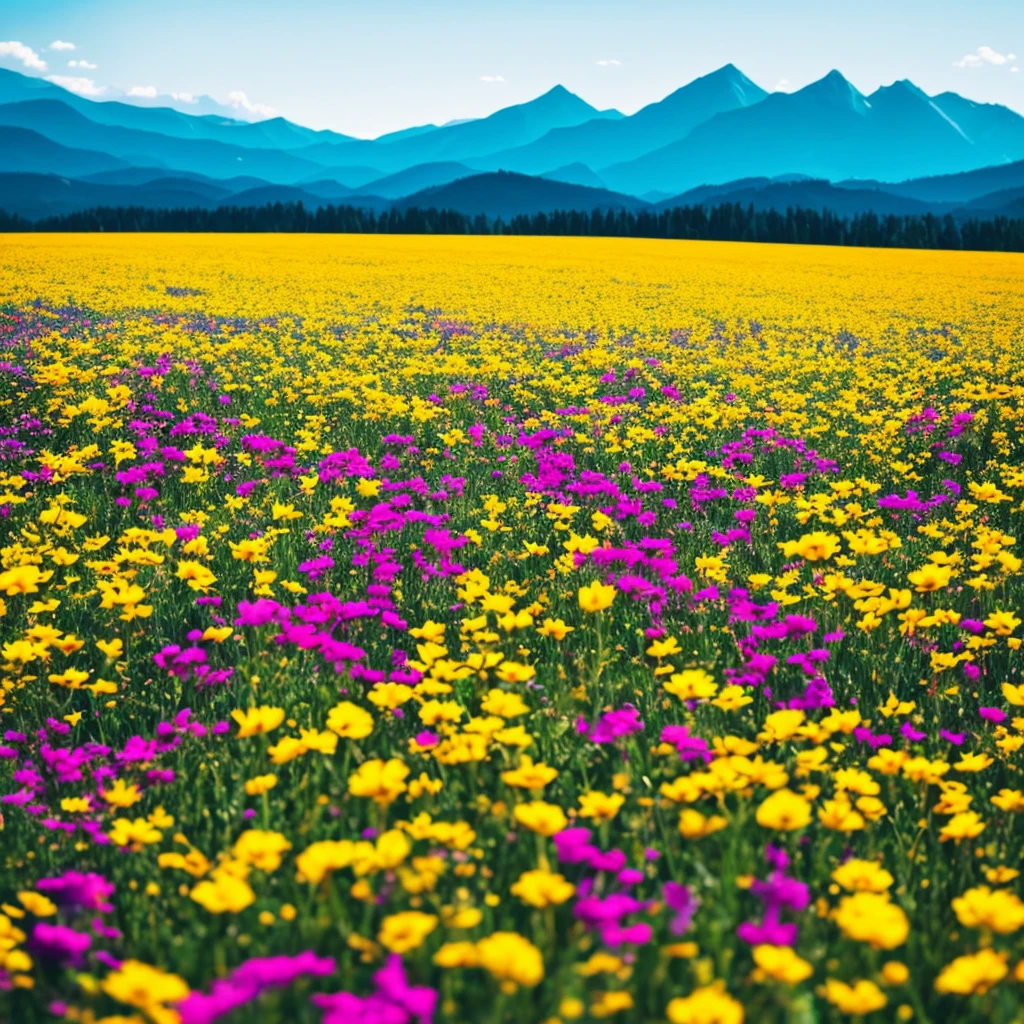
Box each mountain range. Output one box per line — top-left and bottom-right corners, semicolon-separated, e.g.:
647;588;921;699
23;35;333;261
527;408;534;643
2;63;1024;222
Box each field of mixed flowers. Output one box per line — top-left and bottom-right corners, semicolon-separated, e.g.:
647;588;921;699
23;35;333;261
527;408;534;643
0;233;1022;1024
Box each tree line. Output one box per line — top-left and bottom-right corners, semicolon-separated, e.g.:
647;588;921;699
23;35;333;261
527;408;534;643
1;201;1023;251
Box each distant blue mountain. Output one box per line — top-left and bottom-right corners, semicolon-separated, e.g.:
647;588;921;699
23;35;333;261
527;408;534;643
0;68;352;150
3;64;1024;219
296;166;384;189
298;86;622;174
655;177;944;217
540;163;607;189
473;64;767;176
0;171;226;219
0;126;128;176
837;158;1024;204
601;70;1024;196
0;99;329;182
361;162;475;199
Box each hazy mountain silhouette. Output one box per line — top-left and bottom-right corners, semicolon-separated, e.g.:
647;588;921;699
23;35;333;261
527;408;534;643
361;162;475;198
3;64;1024;221
601;70;1024;195
474;65;767;175
0;126;128;176
0;99;328;182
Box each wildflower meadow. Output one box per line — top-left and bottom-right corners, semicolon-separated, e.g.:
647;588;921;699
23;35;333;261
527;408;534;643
0;233;1022;1024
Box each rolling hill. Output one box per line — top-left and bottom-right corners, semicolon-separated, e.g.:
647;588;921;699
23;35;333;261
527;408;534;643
393;171;648;219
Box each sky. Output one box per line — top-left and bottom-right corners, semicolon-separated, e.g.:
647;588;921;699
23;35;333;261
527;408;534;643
1;0;1023;138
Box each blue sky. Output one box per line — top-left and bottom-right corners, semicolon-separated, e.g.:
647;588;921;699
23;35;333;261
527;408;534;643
2;0;1022;137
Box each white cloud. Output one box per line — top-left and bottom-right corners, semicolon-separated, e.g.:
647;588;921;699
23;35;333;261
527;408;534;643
46;74;106;97
171;91;196;103
127;85;158;98
68;59;97;70
773;78;793;92
1014;67;1021;73
0;40;47;71
227;89;277;117
49;40;75;51
595;59;621;67
953;45;1017;68
479;75;506;83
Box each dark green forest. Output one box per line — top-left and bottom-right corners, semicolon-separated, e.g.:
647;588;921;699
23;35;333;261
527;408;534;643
2;201;1022;251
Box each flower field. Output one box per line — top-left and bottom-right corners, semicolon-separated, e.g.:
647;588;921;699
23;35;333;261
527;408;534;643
1;232;1023;1023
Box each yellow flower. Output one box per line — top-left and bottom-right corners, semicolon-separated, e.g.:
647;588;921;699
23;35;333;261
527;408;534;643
0;564;51;596
96;637;124;659
537;617;574;640
779;531;841;562
991;789;1024;812
494;661;536;684
907;564;952;593
939;811;986;843
831;859;893;893
833;892;909;949
502;755;558;791
190;871;256;914
17;892;57;917
434;941;480;968
952;886;1024;934
475;932;544;988
881;961;909;986
175;560;218;591
511;869;575;908
821;978;887;1014
326;700;374;739
378;911;438;953
102;778;143;809
348;759;409;805
665;668;718;701
755;789;811;831
591;991;634;1017
984;610;1020;636
295;840;358;884
410;620;446;642
232;830;292;873
108;817;163;848
367;683;416;710
578;580;616;613
934;948;1008;995
513;801;568;836
678;809;729;840
480;688;530;718
231;705;285;738
1002;682;1024;706
752;945;813;984
712;685;754;711
666;982;744;1024
578;791;625;822
245;774;278;796
102;960;190;1011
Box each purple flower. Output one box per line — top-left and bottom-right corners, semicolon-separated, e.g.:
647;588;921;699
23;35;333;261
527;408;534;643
28;923;91;966
36;871;114;913
663;882;699;936
312;955;435;1024
737;845;809;949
